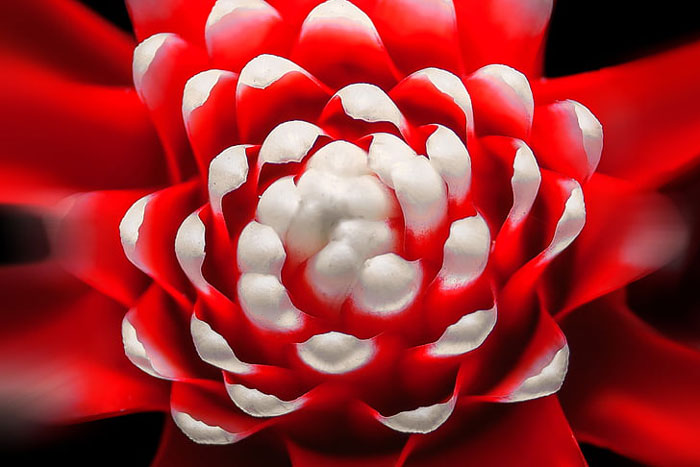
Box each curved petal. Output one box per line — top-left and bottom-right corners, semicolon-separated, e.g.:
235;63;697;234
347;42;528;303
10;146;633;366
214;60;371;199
454;0;554;76
127;0;216;47
402;397;584;466
291;0;400;89
0;267;169;424
543;173;688;316
372;0;463;76
133;33;208;182
152;417;290;467
0;65;167;204
0;0;133;85
533;40;700;188
58;190;150;307
559;292;700;467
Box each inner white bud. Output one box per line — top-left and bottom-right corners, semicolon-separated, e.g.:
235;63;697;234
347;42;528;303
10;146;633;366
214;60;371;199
256;176;301;239
237;273;303;332
391;156;448;236
307;140;370;177
237;221;286;276
352;253;422;316
367;133;417;188
297;331;375;374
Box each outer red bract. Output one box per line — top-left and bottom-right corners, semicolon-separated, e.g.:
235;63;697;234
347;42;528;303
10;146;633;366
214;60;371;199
0;1;699;466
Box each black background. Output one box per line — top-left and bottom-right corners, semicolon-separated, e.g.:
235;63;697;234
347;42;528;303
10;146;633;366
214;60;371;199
2;0;700;465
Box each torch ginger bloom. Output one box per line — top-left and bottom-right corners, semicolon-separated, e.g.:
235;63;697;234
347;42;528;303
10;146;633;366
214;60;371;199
1;0;699;465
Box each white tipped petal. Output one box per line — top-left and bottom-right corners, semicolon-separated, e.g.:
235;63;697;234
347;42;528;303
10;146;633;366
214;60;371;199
175;212;209;292
259;121;324;165
239;54;310;89
439;215;491;288
132;33;171;92
208;145;250;215
172;410;238;445
413;68;473;130
190;315;253;374
297;331;375;374
335;83;403;128
207;0;277;29
508;142;541;224
256;176;301;238
392;157;447;235
367;133;417;187
183;69;228;121
237;273;303;332
473;64;534;125
377;396;456;434
225;383;304;418
426;125;471;203
122;315;162;379
543;183;586;260
570;100;603;175
119;194;154;273
303;0;378;36
307;140;369;177
428;306;497;357
353;253;421;316
505;344;570;402
237;221;286;276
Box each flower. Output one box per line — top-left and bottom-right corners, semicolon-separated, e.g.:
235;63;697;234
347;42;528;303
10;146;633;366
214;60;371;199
1;0;700;466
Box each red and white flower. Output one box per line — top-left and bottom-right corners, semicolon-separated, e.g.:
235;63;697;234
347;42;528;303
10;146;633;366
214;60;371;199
1;0;699;465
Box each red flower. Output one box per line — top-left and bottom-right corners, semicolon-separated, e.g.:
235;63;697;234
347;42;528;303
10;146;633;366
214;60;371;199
1;1;699;466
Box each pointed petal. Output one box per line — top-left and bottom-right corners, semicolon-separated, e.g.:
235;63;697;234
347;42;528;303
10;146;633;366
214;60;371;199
454;0;554;76
544;174;688;315
126;0;216;46
372;0;463;75
559;292;700;466
292;0;400;89
0;0;133;85
0;66;167;204
0;268;169;423
133;33;208;181
403;397;584;466
533;41;700;188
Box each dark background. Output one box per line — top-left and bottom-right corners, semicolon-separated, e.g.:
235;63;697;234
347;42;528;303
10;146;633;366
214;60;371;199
2;0;700;465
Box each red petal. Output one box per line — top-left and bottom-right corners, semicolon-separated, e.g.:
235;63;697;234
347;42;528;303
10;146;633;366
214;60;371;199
559;292;700;466
543;173;688;316
57;190;150;307
0;64;167;204
152;417;290;467
372;0;463;76
126;0;216;47
454;0;554;77
123;284;213;381
183;70;240;177
402;396;584;466
286;439;400;467
533;40;700;188
0;0;133;85
0;266;168;423
291;0;400;89
205;0;290;72
133;33;209;182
